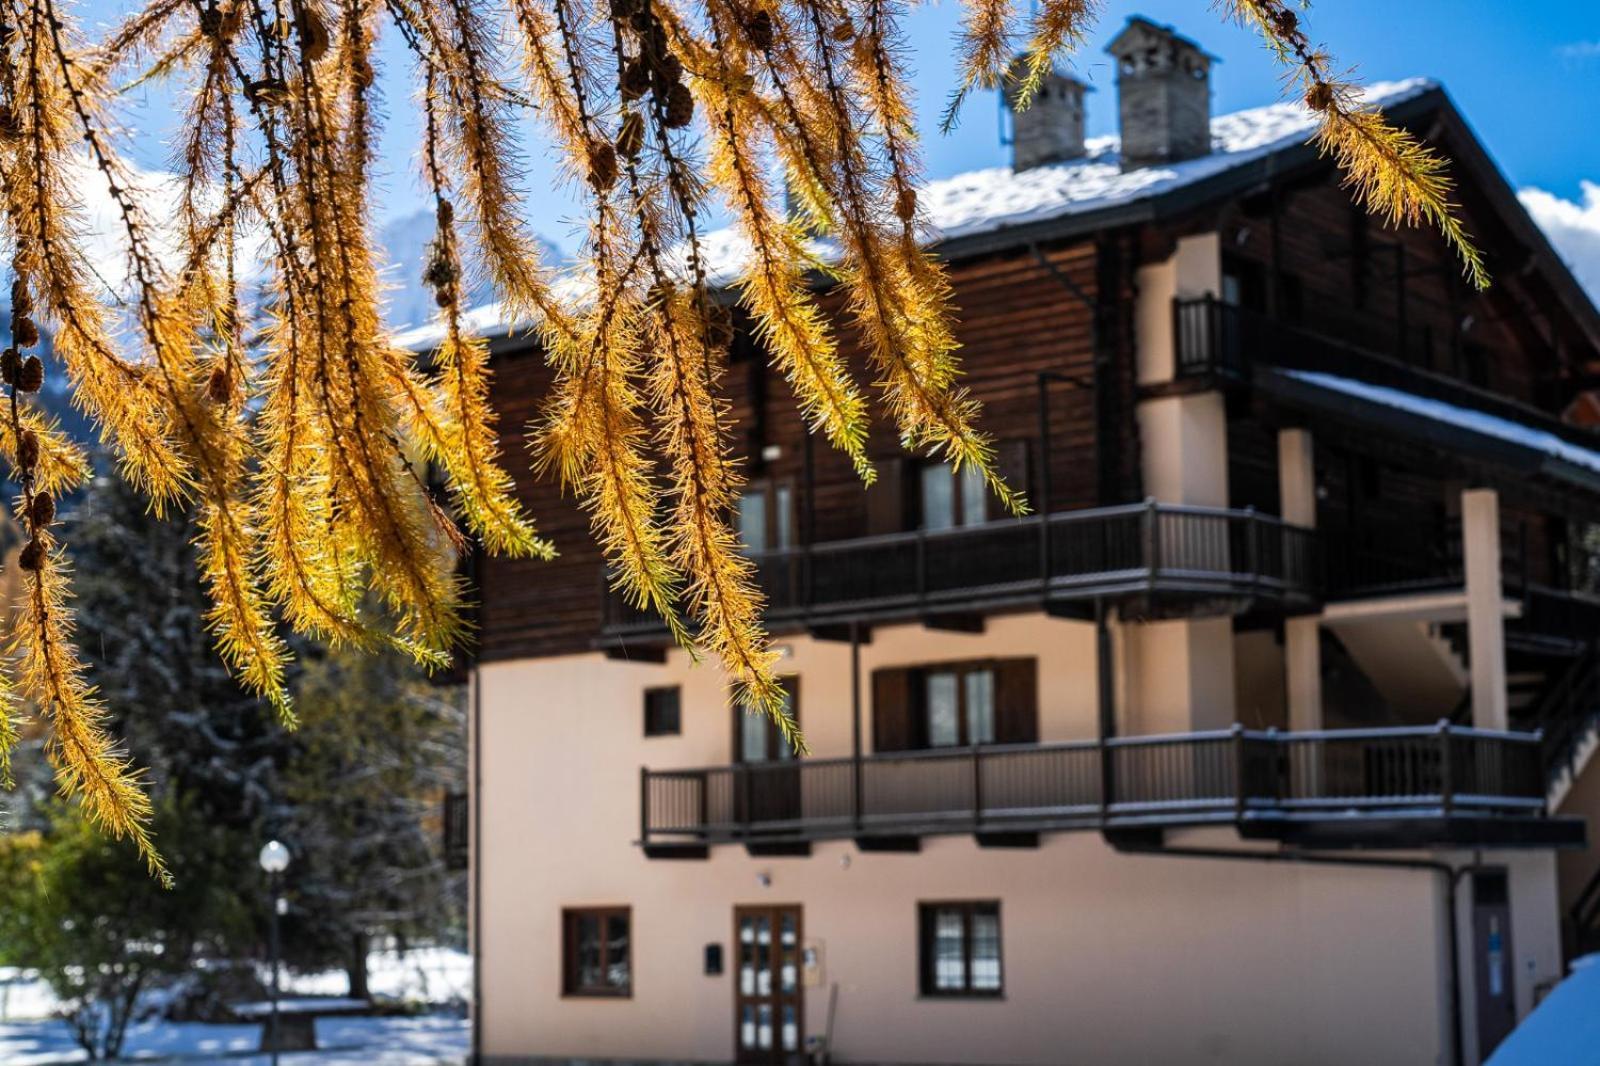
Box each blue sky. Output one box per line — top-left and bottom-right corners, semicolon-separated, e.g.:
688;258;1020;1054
84;0;1599;286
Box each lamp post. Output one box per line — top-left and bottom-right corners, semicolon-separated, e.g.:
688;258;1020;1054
258;840;290;1066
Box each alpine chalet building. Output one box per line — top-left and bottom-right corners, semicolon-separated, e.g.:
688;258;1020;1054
428;18;1600;1066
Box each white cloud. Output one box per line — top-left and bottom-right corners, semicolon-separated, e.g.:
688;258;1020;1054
1556;41;1600;60
1521;181;1600;304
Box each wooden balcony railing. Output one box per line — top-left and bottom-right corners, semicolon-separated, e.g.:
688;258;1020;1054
640;724;1550;850
604;501;1320;635
1173;295;1600;458
442;791;468;870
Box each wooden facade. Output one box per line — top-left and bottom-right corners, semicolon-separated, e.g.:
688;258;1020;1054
466;86;1600;666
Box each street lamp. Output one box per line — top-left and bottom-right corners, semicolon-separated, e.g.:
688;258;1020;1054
258;840;290;1066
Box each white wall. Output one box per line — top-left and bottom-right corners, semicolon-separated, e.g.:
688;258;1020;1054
470;613;1558;1066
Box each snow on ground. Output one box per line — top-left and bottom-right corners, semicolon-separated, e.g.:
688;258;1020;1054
0;948;470;1024
0;1014;468;1065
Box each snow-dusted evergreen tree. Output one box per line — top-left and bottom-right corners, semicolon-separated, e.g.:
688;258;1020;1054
279;645;467;997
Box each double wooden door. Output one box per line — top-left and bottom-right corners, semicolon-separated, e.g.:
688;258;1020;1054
733;904;804;1064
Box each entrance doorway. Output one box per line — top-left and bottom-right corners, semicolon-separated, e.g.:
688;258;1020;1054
733;904;804;1064
734;678;801;827
1472;871;1516;1061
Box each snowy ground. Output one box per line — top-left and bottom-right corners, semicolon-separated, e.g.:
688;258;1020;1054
0;1014;467;1065
0;947;470;1064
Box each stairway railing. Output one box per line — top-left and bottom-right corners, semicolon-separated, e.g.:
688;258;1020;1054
1524;643;1600;788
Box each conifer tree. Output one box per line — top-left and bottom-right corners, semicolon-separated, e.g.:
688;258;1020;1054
0;0;1491;870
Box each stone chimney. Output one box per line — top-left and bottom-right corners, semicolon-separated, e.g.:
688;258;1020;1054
1004;60;1090;172
1105;17;1213;171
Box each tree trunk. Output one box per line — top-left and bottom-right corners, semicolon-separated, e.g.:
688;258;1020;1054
346;931;370;999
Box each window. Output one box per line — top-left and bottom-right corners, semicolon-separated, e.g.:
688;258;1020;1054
919;461;988;530
923;666;995;748
643;686;681;737
919;902;1002;997
562;907;631;997
737;481;794;553
872;659;1036;753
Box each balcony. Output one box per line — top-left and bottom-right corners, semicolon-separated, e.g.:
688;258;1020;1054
1173;297;1600;455
640;725;1580;855
602;501;1319;643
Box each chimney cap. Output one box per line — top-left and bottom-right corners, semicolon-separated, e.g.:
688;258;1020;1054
1105;16;1220;66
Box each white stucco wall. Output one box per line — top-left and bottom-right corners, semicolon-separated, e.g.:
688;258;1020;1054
470;613;1559;1066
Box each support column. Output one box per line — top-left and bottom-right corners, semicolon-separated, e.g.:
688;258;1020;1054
1279;429;1322;731
1462;488;1508;731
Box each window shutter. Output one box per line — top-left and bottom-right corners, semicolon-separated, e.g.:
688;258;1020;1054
994;439;1031;516
993;658;1038;744
866;457;907;535
871;667;914;752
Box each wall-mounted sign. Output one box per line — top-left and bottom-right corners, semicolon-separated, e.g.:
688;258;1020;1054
704;943;723;976
801;939;824;987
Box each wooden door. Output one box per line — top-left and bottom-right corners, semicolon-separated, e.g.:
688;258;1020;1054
734;904;804;1064
734;678;801;827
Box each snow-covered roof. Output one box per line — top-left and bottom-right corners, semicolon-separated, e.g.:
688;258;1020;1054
1282;369;1600;476
394;78;1438;350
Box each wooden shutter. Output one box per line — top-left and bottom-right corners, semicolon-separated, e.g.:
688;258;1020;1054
993;440;1031;517
866;456;907;535
992;658;1038;744
872;666;914;752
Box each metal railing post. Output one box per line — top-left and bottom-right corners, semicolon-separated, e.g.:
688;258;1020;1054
916;525;928;610
1245;507;1260;592
1232;723;1247;821
972;743;983;830
1143;498;1161;590
740;763;753;836
639;766;649;846
1438;720;1454;817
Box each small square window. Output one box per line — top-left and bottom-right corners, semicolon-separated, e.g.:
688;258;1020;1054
918;902;1002;997
644;687;681;737
563;907;631;997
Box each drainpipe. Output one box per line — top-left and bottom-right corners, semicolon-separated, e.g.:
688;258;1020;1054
1114;842;1487;1066
470;668;483;1065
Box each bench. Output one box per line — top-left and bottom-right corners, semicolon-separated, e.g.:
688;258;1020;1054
230;997;371;1052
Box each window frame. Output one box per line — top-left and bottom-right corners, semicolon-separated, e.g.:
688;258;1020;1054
643;685;682;738
736;478;797;554
921;663;996;748
916;459;989;531
917;900;1003;999
561;906;633;998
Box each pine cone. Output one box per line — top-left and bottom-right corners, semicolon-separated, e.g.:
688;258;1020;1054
745;10;774;49
13;315;38;349
206;365;230;404
300;10;330;62
1304;82;1334;113
621;58;652;101
17;429;39;471
18;537;45;572
437;198;455;226
10;276;30;317
588;142;619;193
0;104;20;143
829;20;854;43
616;111;646;160
17;354;42;393
895;186;917;223
609;0;638;17
198;4;222;37
663;82;695;129
28;493;53;529
1;348;19;386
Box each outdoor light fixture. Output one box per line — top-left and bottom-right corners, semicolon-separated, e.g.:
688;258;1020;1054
258;840;291;1066
258;840;290;874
